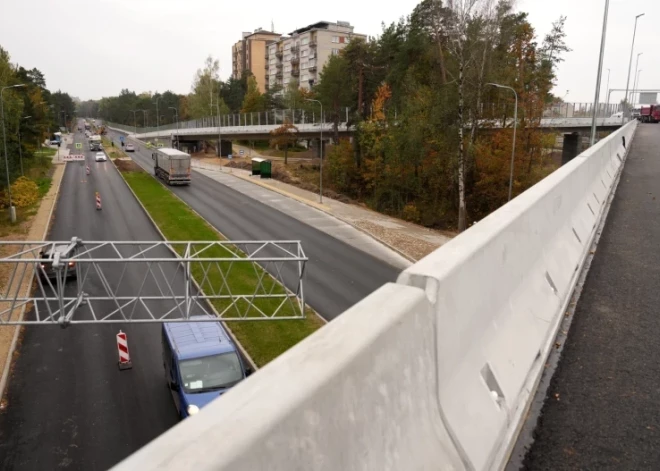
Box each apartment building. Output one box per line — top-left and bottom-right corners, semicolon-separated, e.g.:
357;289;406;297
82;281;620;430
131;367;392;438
265;21;366;93
232;29;282;93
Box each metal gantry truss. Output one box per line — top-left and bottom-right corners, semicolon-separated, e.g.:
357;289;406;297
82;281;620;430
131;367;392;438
0;238;307;327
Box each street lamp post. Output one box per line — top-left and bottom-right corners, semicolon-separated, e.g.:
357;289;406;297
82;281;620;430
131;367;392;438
636;70;643;105
153;96;160;139
216;103;222;157
605;68;611;109
624;13;644;122
169;107;179;149
305;99;323;203
1;84;26;223
129;110;139;135
633;52;643;104
591;0;610;145
487;83;518;201
17;116;31;176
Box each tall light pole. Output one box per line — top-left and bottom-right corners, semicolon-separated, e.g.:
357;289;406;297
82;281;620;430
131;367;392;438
487;83;518;201
305;98;323;203
633;52;643;104
1;84;26;223
605;68;611;109
138;109;148;129
216;102;222;157
17;115;31;176
169;107;179;149
636;70;642;105
591;0;610;145
633;68;642;105
624;13;644;122
129;110;138;135
153;96;160;137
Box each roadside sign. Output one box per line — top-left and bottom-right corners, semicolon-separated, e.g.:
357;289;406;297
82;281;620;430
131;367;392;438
75;143;82;149
120;136;125;142
228;154;233;160
239;150;244;156
63;154;85;161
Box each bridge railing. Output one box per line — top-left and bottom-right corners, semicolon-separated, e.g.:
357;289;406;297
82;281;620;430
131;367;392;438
107;102;623;137
112;117;637;470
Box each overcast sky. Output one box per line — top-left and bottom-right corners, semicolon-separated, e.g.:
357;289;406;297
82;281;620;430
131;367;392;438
1;0;657;103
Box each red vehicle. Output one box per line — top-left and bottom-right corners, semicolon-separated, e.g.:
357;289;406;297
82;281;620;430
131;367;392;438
651;105;660;123
640;104;660;123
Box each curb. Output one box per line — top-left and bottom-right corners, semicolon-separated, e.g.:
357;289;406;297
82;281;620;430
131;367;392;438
110;160;262;371
195;162;417;265
0;160;66;403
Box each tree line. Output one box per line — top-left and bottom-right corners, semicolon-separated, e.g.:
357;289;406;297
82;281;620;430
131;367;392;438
83;0;570;231
0;45;76;189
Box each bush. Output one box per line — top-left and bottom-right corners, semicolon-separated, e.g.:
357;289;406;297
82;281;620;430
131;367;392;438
2;177;40;208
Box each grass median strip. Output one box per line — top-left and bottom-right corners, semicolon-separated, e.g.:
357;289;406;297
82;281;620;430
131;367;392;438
116;161;323;366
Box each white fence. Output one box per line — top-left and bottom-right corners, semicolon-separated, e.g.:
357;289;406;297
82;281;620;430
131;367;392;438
113;120;638;471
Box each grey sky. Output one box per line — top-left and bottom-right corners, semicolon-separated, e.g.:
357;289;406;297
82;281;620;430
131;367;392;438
1;0;657;103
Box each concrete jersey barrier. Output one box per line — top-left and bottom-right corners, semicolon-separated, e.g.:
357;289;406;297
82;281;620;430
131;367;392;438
397;119;637;470
113;120;637;471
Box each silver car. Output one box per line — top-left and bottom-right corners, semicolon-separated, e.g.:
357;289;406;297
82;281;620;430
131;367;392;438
38;245;77;281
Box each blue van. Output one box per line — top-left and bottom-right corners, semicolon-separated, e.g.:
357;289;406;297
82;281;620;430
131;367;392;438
162;315;252;418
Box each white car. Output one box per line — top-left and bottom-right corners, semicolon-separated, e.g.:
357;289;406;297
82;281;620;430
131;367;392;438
95;152;107;162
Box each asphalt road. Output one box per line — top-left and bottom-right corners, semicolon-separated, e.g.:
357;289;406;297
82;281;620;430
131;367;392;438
107;129;400;320
522;124;660;469
0;129;179;470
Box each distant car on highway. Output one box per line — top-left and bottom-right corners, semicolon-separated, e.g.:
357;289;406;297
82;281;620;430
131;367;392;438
38;244;77;281
95;152;107;162
125;144;135;152
162;315;252;419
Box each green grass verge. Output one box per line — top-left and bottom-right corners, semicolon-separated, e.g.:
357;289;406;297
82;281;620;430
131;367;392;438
34;147;57;157
119;166;323;366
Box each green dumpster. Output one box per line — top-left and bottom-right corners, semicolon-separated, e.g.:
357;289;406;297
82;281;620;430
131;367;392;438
251;157;265;176
251;158;272;178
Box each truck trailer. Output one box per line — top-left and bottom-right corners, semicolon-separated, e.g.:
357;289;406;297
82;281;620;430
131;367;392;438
152;148;191;185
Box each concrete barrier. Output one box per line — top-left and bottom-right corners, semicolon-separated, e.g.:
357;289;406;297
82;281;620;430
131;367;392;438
397;120;637;470
113;120;637;471
113;284;466;470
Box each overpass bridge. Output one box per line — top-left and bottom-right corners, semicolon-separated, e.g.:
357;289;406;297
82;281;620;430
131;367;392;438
105;118;649;469
106;103;627;158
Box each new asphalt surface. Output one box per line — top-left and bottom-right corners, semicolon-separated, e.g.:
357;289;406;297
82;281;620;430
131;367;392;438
0;129;179;470
522;124;660;469
107;129;400;320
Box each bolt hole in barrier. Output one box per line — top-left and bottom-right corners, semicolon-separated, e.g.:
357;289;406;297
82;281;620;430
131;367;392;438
111;122;637;471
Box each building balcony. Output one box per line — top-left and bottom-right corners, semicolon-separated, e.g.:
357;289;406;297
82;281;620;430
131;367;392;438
275;50;283;59
291;68;300;77
276;62;283;69
291;56;300;65
276;71;283;79
291;45;299;54
308;64;317;72
309;40;317;48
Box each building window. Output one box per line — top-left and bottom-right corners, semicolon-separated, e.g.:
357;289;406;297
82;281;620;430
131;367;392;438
284;54;291;61
284;43;290;50
332;36;339;43
270;46;276;53
302;74;308;81
301;49;308;57
284;79;290;85
302;37;309;45
301;60;308;69
345;37;351;43
339;36;345;44
331;49;339;55
270;58;276;64
308;59;316;67
285;65;291;72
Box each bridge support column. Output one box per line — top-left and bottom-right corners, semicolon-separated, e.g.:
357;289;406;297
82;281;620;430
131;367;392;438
310;138;326;159
562;132;580;165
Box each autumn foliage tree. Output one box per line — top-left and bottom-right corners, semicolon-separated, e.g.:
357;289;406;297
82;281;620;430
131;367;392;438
269;120;299;165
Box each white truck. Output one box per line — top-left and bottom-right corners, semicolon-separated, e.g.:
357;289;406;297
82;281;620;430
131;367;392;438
89;135;102;151
152;148;191;185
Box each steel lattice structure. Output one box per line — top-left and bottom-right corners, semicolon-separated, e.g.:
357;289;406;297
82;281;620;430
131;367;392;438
0;238;307;327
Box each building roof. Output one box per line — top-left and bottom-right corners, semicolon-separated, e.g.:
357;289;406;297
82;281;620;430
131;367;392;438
289;20;353;36
165;315;235;361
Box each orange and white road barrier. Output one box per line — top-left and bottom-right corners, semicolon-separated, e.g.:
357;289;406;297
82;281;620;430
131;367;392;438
86;166;90;175
117;330;133;370
95;192;102;210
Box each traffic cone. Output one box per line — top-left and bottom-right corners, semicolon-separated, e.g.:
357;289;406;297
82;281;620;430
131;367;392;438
96;192;102;210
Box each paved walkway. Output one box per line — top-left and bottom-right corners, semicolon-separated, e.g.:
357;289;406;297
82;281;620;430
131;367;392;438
522;123;660;469
192;159;452;262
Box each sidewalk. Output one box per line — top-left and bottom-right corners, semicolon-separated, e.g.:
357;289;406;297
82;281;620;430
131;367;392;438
192;159;453;262
522;124;660;469
0;149;66;402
